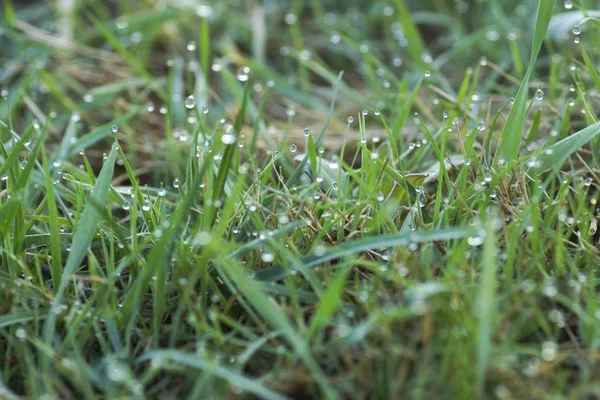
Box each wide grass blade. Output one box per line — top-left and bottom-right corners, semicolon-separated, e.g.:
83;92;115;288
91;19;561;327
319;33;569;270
137;350;289;400
42;142;118;352
215;253;338;399
255;227;473;282
500;0;553;163
533;120;600;172
41;151;63;287
475;217;498;396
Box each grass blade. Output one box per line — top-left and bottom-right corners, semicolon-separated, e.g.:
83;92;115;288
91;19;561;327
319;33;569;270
500;0;553;163
42;142;118;357
534;120;600;172
137;350;289;400
255;227;473;282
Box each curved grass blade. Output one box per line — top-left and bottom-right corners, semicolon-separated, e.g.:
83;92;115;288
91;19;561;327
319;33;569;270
137;350;289;400
533;120;600;172
255;227;473;283
206;82;249;227
500;0;553;163
41;151;63;287
42;142;118;360
68;106;144;157
215;253;338;399
288;71;343;184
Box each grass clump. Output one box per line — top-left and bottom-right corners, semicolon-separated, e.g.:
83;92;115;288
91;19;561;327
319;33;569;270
1;0;600;398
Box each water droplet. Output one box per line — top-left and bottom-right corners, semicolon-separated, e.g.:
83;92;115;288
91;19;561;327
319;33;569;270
362;109;368;116
111;125;118;133
83;93;94;103
467;236;484;246
284;13;297;25
196;4;213;17
348;116;354;124
541;341;557;361
289;144;297;153
122;201;130;211
303;127;310;136
193;231;212;246
261;252;274;263
424;70;431;78
185;95;195;109
564;0;573;9
374;109;381;116
236;66;250;82
173;179;180;189
535;89;544;101
15;328;27;340
187;41;196;51
221;133;236;145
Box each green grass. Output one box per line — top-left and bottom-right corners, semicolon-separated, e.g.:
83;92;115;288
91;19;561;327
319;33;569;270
1;0;600;398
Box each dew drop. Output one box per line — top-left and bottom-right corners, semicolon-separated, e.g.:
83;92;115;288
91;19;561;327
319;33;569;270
221;134;236;145
261;252;275;263
185;95;195;109
535;89;544;101
236;66;250;82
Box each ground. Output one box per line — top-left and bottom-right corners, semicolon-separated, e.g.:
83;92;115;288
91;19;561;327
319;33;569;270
1;0;600;399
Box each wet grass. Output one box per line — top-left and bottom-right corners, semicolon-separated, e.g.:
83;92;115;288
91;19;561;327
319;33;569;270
1;0;600;398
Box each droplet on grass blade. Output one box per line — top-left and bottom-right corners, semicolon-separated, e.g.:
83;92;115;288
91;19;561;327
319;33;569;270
185;95;195;109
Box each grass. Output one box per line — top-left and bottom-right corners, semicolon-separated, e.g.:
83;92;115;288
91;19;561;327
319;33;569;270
1;0;600;398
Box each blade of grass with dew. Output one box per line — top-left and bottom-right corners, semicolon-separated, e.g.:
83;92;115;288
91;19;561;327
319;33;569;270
255;227;473;283
42;142;118;366
394;0;426;66
308;265;351;339
214;253;338;399
137;350;289;400
40;151;63;288
532;120;600;172
475;216;498;396
89;14;166;100
68;106;144;157
289;71;343;184
392;76;423;150
205;82;249;228
15;120;49;191
0;198;20;235
500;0;553;163
0;124;35;182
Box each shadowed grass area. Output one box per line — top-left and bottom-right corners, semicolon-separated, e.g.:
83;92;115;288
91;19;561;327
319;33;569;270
1;0;600;398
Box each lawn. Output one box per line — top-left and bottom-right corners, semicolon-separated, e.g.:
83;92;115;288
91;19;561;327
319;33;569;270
1;0;600;398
